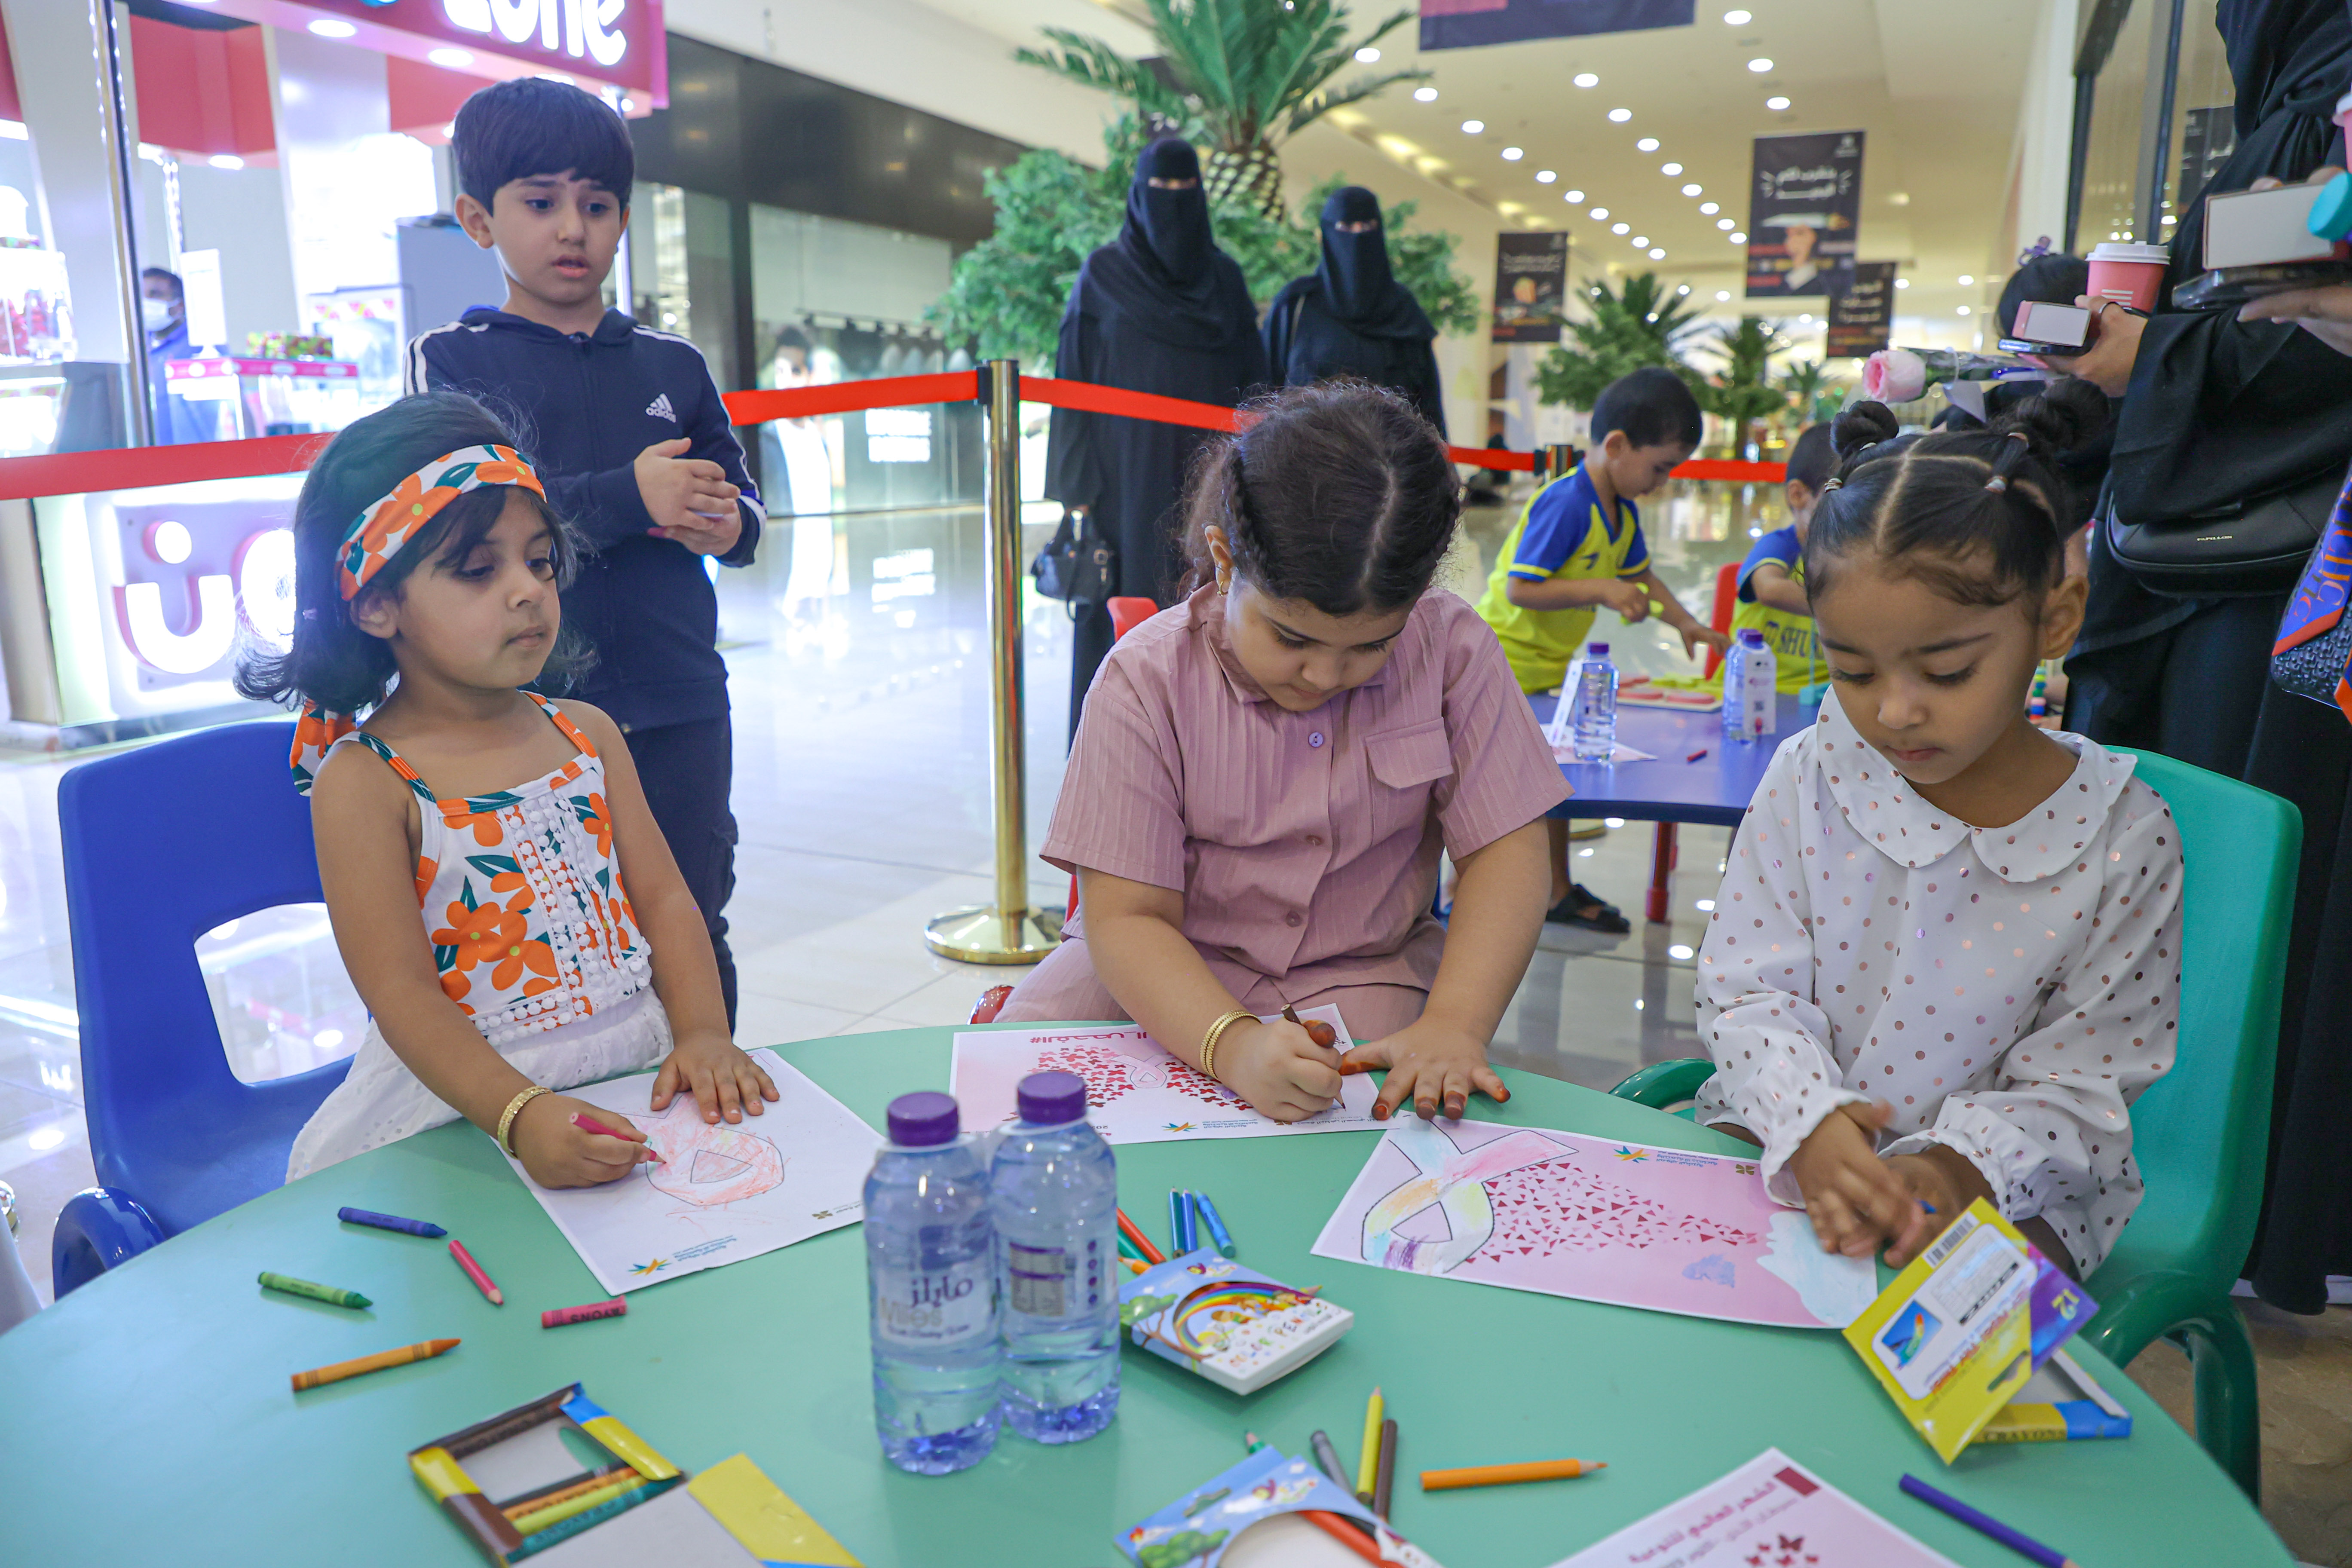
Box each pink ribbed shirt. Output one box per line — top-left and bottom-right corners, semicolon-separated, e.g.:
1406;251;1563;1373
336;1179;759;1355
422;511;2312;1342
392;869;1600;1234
1043;584;1569;996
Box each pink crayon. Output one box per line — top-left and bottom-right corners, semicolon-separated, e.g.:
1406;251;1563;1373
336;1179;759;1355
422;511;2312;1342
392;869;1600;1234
572;1111;664;1164
542;1297;628;1329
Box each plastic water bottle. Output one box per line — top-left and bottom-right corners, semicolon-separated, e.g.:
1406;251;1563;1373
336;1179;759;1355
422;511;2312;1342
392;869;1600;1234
865;1091;1001;1474
990;1070;1121;1443
1723;628;1778;744
1570;642;1619;761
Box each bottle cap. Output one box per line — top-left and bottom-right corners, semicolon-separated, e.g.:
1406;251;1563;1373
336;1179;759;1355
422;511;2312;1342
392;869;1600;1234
2310;171;2352;242
1015;1070;1088;1126
1587;642;1608;655
1739;628;1766;647
885;1090;960;1147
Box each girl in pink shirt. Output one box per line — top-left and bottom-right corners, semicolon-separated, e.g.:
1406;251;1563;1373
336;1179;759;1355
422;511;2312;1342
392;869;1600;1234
1000;383;1569;1122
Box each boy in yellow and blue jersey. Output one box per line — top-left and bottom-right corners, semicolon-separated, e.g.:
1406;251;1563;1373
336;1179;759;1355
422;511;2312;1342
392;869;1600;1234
1726;421;1834;693
1475;368;1726;930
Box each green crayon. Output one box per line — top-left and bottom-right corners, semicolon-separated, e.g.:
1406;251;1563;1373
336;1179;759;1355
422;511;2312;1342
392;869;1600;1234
259;1271;371;1310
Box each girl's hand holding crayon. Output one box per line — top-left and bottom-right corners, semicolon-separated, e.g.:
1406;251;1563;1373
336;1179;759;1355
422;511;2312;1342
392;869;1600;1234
1217;1018;1346;1122
511;1093;661;1188
1341;1021;1510;1122
1786;1101;1934;1261
651;1031;781;1125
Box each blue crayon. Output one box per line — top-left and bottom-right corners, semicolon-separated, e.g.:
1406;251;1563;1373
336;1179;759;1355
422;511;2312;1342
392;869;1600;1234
338;1206;447;1238
1192;1191;1237;1257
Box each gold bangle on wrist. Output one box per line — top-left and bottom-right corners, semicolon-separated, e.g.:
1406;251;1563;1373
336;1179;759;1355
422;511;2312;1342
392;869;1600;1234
1200;1007;1254;1084
497;1084;551;1155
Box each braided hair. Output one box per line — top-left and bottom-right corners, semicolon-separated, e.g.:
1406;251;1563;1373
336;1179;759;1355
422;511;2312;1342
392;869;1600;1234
1802;375;2108;609
1180;379;1460;617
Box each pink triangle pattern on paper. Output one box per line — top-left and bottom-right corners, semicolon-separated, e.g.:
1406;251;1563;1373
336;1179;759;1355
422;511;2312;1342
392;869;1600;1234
1034;1042;1245;1111
1482;1155;1767;1259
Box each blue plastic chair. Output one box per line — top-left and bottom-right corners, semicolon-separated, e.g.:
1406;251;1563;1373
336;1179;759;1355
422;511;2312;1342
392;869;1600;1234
1610;750;2297;1501
52;720;351;1294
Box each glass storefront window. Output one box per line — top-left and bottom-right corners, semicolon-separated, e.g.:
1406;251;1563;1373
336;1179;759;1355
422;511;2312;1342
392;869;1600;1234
2165;7;2236;232
2076;0;2156;247
633;182;738;389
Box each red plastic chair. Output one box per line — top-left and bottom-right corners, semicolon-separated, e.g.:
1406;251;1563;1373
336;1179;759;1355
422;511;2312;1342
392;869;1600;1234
1702;558;1740;680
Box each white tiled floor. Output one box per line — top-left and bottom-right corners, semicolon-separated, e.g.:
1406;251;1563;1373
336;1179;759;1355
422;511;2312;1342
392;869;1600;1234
0;478;1777;1301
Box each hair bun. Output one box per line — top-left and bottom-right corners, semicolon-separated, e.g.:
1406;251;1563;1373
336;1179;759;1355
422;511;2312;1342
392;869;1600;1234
1990;374;2107;459
1830;401;1899;460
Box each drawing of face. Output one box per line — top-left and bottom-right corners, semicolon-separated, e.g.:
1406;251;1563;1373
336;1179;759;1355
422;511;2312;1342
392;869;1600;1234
642;1108;786;1208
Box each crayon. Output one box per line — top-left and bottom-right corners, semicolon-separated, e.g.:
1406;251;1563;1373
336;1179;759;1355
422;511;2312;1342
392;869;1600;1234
570;1111;663;1164
1302;1511;1383;1565
1899;1475;2080;1568
507;1477;676;1562
501;1469;633;1519
1420;1457;1605;1490
337;1207;445;1238
449;1238;504;1305
1193;1191;1237;1257
507;1472;649;1535
540;1297;627;1329
1356;1387;1384;1503
1309;1430;1349;1490
1116;1207;1167;1265
1372;1417;1398;1518
1685;748;1709;763
258;1271;371;1310
291;1337;459;1391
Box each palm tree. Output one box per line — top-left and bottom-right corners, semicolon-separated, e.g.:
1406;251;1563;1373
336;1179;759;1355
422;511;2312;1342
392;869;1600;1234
1778;358;1843;426
1700;316;1793;453
1534;273;1707;411
1018;0;1427;214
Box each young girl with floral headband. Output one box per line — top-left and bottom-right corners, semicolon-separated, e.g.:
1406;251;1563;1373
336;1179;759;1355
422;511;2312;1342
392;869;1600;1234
239;392;776;1185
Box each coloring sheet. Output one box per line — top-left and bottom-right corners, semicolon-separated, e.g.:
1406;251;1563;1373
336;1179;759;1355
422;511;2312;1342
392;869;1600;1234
1309;1116;1875;1330
1547;1448;1960;1568
951;1007;1378;1145
503;1050;880;1296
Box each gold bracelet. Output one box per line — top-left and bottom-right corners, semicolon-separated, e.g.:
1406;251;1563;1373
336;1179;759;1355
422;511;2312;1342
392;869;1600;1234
496;1084;551;1155
1200;1007;1254;1084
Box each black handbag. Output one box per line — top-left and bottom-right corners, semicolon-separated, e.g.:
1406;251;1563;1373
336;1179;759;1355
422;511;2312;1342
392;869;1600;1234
1030;505;1118;604
2104;464;2341;597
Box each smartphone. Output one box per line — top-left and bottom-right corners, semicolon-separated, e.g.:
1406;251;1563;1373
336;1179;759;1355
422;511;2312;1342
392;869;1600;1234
2204;183;2346;270
2001;301;2092;356
2172;260;2352;309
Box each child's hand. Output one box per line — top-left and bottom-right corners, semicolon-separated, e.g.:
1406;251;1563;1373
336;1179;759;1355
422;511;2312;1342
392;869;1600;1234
652;1032;780;1125
1680;624;1733;662
1881;1146;1995;1268
511;1092;659;1189
1217;1018;1344;1122
1786;1101;1927;1259
634;437;743;542
1596;579;1651;621
1341;1021;1510;1121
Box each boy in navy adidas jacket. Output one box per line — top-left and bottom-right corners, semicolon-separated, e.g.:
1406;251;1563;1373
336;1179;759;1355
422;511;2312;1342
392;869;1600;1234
411;79;762;1025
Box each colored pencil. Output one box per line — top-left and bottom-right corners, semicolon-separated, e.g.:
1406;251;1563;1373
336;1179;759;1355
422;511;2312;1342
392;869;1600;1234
507;1472;649;1535
290;1337;459;1391
1181;1191;1201;1253
1167;1190;1187;1255
1301;1511;1383;1565
1309;1430;1350;1490
1117;1230;1144;1262
1122;1256;1147;1276
258;1271;371;1310
1899;1475;2080;1568
1420;1457;1605;1491
1193;1191;1237;1257
337;1206;445;1238
1243;1431;1267;1454
507;1478;675;1562
448;1238;504;1305
1355;1387;1384;1503
1372;1417;1398;1518
1116;1207;1166;1265
571;1111;663;1163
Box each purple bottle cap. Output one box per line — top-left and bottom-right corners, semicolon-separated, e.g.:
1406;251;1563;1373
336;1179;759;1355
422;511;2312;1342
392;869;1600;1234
886;1091;960;1147
1738;628;1766;647
1587;642;1608;655
1017;1070;1087;1126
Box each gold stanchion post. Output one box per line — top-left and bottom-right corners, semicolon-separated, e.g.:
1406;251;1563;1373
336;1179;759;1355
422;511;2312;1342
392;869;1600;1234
925;361;1063;964
1546;441;1576;483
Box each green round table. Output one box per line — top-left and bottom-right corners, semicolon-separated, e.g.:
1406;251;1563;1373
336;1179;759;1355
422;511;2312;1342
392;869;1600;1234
0;1028;2291;1566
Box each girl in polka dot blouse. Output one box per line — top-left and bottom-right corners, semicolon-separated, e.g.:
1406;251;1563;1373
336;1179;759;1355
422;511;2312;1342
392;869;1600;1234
1694;380;2180;1279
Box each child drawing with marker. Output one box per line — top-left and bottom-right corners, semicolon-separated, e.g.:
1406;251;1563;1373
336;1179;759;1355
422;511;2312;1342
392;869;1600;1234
1693;380;2180;1280
238;392;776;1188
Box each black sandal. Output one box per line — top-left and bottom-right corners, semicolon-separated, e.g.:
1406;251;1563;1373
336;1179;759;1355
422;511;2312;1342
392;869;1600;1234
1545;883;1631;934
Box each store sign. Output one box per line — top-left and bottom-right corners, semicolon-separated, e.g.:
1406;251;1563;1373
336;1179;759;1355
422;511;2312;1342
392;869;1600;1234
1492;231;1569;343
230;1;666;97
1746;131;1865;299
441;0;632;72
1420;0;1693;53
1825;261;1896;358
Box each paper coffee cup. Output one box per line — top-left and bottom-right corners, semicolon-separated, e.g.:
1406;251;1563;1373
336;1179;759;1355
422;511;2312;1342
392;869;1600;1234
2086;242;2170;310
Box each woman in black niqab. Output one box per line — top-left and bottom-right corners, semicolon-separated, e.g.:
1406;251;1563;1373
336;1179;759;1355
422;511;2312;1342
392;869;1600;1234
1264;188;1447;435
1046;138;1268;737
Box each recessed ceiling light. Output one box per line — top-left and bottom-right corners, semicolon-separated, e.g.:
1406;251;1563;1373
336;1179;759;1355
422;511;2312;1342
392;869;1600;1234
1591;206;1609;219
1730;230;1747;242
1799;313;1813;323
1649;248;1666;260
1748;57;1773;72
307;17;358;36
1661;162;1682;175
1574;72;1599;88
1766;95;1791;111
1501;146;1524;160
1535;169;1556;183
1677;284;1690;294
1413;86;1438;102
1957;305;1972;316
1895;278;1910;288
1608;107;1632;122
1890;191;1911;205
1717;217;1735;230
1462;119;1484;134
1682;183;1703;196
1700;201;1719;214
208;153;245;170
1612;222;1630;235
1636;137;1660;152
1724;8;1752;22
1957;273;1974;285
429;46;474;67
1716;290;1733;301
1632;235;1649;247
1355;46;1381;62
1565;189;1585;202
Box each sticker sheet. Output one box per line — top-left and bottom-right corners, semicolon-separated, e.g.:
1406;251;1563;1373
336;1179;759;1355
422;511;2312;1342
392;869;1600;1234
1309;1116;1875;1330
502;1050;880;1295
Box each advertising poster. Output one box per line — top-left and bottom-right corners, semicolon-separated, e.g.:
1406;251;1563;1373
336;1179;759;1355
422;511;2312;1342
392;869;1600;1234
1746;129;1865;297
1421;0;1691;51
1826;260;1897;358
1492;230;1570;343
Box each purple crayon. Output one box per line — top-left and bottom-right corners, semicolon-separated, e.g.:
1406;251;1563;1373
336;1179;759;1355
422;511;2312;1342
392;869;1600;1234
338;1206;446;1238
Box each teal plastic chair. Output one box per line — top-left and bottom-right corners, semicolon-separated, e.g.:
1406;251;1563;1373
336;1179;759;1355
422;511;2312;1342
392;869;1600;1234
1610;750;2297;1501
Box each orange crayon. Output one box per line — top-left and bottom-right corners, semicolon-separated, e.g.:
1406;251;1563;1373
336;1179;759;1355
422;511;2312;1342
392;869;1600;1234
1420;1457;1606;1491
291;1337;459;1391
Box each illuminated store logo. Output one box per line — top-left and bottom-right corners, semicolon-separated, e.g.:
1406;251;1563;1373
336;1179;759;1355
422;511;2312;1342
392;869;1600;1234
113;517;297;678
443;0;629;68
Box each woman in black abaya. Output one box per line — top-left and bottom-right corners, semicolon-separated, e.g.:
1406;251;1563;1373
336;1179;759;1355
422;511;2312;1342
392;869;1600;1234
1047;138;1268;737
1264;187;1447;435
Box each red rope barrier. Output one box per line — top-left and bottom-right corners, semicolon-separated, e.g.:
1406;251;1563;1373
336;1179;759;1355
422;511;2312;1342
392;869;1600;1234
723;371;978;425
0;432;321;502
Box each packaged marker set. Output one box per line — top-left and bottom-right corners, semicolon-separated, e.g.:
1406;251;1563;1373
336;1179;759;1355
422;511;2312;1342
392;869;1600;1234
1118;1446;1442;1568
1842;1199;2100;1462
1119;1249;1352;1396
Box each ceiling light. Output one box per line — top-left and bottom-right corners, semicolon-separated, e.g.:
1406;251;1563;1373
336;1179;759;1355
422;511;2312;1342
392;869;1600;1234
1413;86;1438;102
307;17;358;36
1957;305;1972;316
1649;248;1667;259
428;46;474;67
1677;285;1690;295
1716;290;1732;301
1730;231;1747;242
1632;236;1649;247
1799;313;1812;323
1890;191;1912;206
1501;146;1524;160
1957;274;1974;285
1682;183;1703;196
1565;189;1584;202
1766;95;1791;111
1700;201;1719;214
1748;57;1773;72
1461;119;1484;134
1661;162;1683;175
1636;138;1660;152
1535;169;1556;183
1613;222;1630;234
1895;278;1910;288
1724;8;1752;21
1717;217;1735;230
1591;206;1609;219
1574;72;1599;88
1355;46;1381;62
1608;107;1632;122
208;153;245;170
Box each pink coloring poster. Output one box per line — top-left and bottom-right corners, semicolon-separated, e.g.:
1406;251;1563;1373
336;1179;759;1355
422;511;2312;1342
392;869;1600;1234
1310;1117;1874;1329
1547;1449;1960;1568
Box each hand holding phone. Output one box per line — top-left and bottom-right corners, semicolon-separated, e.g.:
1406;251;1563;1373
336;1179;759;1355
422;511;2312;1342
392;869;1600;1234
1999;300;2094;358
